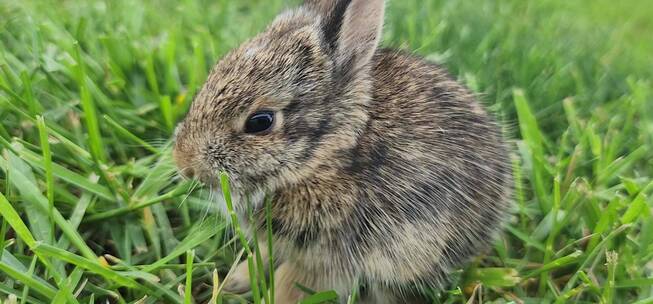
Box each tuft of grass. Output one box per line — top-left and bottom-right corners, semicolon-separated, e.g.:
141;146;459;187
0;0;652;303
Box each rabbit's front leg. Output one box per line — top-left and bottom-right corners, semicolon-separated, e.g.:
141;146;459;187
274;262;306;303
225;260;320;303
356;285;424;304
274;262;355;304
274;262;321;304
222;259;254;293
223;242;270;294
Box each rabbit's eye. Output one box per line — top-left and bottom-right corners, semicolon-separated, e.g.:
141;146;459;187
244;111;275;134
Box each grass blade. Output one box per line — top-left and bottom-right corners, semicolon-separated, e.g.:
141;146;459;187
73;41;105;163
514;89;551;211
12;144;113;200
3;151;97;260
36;116;55;243
0;259;57;299
184;250;194;304
33;242;142;289
298;290;339;304
102;115;160;154
0;191;37;248
142;217;223;273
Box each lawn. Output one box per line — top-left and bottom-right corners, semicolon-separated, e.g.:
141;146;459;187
1;0;652;303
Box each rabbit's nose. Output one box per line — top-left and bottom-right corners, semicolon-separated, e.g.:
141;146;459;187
172;142;197;180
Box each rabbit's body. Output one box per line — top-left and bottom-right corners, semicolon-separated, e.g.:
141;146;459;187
174;1;511;303
254;49;511;302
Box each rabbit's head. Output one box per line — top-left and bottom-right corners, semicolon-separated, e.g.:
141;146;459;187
173;0;385;199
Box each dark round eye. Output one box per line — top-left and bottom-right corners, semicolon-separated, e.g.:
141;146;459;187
244;111;275;134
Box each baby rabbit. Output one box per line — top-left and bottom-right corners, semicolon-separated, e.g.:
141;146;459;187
173;0;512;303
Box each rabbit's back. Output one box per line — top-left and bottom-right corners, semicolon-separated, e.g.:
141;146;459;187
266;49;512;288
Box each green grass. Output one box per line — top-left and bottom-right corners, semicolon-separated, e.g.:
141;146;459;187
1;0;652;303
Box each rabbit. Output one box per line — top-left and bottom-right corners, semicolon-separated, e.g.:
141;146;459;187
173;0;512;303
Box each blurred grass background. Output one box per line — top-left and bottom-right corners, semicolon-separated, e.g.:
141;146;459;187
0;0;652;303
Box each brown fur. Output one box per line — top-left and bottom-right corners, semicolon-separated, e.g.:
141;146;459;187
174;1;512;303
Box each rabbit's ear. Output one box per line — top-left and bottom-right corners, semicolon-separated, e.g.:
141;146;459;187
304;0;385;73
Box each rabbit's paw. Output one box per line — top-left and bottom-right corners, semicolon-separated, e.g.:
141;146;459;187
223;260;251;294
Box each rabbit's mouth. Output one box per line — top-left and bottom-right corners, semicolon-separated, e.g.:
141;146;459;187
178;167;222;188
210;187;267;217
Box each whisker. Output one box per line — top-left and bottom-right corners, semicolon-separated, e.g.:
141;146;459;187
178;179;201;209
